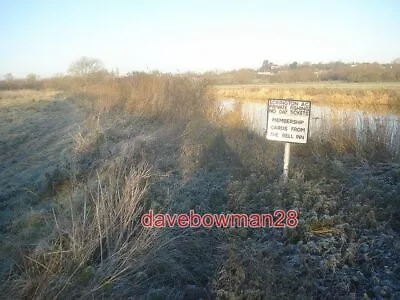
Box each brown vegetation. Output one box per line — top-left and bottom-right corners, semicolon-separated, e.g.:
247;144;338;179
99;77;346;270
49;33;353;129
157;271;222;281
1;58;400;299
214;84;400;108
202;61;400;85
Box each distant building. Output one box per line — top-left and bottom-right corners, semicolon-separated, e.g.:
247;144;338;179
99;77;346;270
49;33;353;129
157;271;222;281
258;60;280;75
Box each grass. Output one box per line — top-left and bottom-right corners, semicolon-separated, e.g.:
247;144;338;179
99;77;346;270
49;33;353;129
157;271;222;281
215;82;400;89
0;89;60;105
1;77;400;298
0;78;215;298
73;73;214;122
2;157;159;299
213;82;400;107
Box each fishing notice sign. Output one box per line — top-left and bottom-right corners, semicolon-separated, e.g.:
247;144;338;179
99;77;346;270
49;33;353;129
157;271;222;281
266;99;311;144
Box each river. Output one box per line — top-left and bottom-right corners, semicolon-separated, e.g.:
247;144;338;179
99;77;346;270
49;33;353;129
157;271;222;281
219;98;400;156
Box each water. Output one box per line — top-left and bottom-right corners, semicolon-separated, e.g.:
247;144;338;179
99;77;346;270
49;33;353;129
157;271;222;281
219;98;400;156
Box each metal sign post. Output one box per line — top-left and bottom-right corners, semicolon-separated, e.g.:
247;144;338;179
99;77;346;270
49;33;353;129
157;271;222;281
265;99;311;183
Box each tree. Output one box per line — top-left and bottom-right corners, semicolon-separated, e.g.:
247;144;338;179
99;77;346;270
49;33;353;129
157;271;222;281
26;73;38;82
259;59;273;72
392;57;400;64
68;56;104;77
4;73;13;81
25;73;41;89
68;57;105;88
289;61;298;69
68;57;105;80
2;73;14;89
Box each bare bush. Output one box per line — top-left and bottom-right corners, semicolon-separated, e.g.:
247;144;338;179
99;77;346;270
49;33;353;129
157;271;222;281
3;158;159;299
78;72;214;122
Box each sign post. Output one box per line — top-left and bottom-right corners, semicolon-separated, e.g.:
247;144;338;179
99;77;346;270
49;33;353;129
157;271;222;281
266;99;311;183
283;142;290;183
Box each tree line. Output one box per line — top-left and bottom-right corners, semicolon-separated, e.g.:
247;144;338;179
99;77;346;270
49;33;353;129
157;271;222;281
204;59;400;84
2;57;400;90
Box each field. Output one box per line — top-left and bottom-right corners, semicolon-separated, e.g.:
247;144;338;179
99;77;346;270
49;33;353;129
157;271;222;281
214;82;400;108
0;80;400;299
216;82;400;89
0;90;83;235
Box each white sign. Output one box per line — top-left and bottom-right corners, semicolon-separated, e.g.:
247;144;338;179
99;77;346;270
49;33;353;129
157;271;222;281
266;99;311;144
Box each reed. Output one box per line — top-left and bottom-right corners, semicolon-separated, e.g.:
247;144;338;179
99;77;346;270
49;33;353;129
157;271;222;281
214;84;400;108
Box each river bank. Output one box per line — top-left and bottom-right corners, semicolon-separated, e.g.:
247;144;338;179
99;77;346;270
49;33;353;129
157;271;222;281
1;85;399;299
213;83;400;108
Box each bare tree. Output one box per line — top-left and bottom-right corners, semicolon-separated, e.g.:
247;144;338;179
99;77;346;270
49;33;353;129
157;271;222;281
26;73;38;82
68;57;106;90
392;57;400;64
68;56;104;77
4;73;14;81
259;60;273;72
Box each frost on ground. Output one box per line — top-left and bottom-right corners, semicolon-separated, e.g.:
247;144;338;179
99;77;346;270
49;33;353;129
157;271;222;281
0;91;84;274
0;90;399;299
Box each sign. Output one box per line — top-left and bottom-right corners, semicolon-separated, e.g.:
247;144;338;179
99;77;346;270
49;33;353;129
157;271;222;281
266;99;311;144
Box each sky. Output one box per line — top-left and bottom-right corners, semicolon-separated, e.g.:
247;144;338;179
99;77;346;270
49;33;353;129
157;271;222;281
1;0;399;78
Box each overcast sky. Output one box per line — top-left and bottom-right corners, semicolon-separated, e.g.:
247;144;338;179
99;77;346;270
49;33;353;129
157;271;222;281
1;0;399;78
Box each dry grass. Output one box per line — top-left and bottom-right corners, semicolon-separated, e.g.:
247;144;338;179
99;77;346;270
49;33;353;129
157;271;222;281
215;92;399;163
0;89;60;107
2;157;159;299
2;75;399;298
216;82;400;90
71;113;104;153
76;73;215;123
214;84;400;108
179;119;222;176
311;110;397;161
